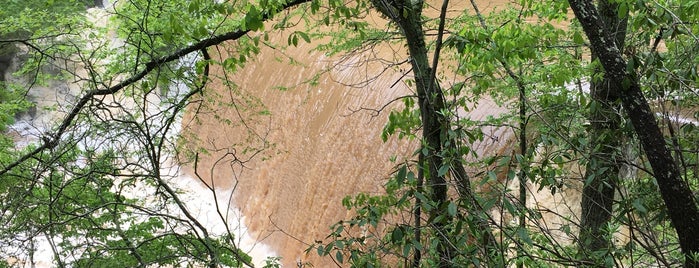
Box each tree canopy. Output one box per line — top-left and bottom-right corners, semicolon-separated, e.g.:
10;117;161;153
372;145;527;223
0;0;698;267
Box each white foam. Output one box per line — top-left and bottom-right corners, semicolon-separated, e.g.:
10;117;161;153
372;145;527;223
164;173;279;267
4;4;278;267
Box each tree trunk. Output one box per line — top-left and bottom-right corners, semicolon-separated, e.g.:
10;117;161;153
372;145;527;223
578;0;626;263
371;0;498;266
569;0;699;266
397;6;453;267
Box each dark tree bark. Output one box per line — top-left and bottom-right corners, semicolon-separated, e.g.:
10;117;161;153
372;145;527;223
371;0;498;266
569;0;699;266
578;0;627;262
372;1;453;265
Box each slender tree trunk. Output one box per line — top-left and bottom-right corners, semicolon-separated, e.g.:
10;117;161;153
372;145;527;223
569;0;699;266
371;0;498;266
578;0;627;263
399;7;453;267
414;154;424;267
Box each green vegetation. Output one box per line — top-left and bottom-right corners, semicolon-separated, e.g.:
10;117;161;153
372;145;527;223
0;0;697;267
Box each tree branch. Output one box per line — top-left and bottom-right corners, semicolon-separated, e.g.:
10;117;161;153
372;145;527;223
568;0;699;265
0;0;311;178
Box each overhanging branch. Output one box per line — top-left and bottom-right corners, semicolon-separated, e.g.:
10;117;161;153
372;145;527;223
0;0;311;178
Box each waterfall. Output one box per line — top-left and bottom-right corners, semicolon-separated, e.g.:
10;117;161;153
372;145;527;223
5;5;278;268
6;1;697;267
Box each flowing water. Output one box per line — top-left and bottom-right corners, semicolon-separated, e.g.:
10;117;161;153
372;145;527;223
7;0;697;267
5;5;278;267
182;2;515;266
1;2;518;266
0;1;576;267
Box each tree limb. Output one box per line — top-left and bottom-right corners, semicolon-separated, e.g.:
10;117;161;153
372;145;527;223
568;0;699;265
0;0;311;179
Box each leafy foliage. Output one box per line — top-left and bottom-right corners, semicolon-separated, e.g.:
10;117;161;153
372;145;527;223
0;0;309;266
311;0;699;266
0;0;697;266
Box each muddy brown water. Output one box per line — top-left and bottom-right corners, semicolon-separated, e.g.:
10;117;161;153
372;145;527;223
180;1;547;266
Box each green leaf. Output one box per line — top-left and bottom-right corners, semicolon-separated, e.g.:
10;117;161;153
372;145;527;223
517;228;533;246
245;5;263;31
403;243;411;257
632;199;647;214
310;0;320;13
617;3;628;19
295;31;311;43
395;165;407;185
188;1;199;13
437;164;450;177
391;227;404;242
336;251;344;263
447;202;457;217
